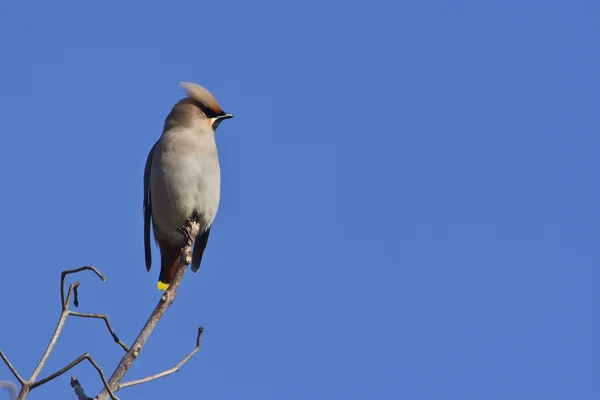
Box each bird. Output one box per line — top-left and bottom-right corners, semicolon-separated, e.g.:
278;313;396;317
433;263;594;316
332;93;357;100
143;82;233;291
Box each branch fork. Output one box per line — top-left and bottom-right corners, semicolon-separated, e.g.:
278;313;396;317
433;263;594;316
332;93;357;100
0;220;204;400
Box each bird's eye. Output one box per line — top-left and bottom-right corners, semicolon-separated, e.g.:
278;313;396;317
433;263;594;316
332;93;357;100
196;101;218;119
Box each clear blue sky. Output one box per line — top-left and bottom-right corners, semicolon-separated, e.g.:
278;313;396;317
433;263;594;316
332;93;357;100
0;1;598;399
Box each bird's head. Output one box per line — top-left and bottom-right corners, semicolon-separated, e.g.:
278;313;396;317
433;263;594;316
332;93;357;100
163;82;233;133
180;82;233;130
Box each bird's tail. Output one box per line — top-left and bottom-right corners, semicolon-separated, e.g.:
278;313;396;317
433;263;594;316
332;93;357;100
158;242;181;291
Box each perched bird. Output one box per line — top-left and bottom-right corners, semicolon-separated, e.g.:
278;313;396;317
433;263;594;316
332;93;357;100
144;82;233;290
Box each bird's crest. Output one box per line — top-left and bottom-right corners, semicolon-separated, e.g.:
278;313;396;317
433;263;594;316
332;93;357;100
180;82;223;116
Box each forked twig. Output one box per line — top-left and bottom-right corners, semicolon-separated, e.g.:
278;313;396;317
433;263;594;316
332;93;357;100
68;312;130;352
1;222;204;399
0;350;25;385
61;266;106;310
25;284;75;388
97;220;201;399
0;266;123;399
120;327;204;389
30;353;118;400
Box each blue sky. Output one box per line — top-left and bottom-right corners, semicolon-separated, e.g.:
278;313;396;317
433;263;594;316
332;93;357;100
0;0;598;399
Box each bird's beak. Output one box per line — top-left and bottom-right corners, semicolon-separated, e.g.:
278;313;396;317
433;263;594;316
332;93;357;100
218;113;234;121
211;113;234;131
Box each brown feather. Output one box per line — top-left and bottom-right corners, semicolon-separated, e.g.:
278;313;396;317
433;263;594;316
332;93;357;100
180;82;223;115
157;240;181;290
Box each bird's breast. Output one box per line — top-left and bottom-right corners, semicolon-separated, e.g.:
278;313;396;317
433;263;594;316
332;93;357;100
150;133;220;244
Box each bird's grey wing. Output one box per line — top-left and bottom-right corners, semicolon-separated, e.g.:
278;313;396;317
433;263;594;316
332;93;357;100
191;226;211;273
144;141;158;271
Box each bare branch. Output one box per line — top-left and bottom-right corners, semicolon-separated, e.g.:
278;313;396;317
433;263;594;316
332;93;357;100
30;353;118;400
5;223;204;399
61;267;106;310
27;304;70;386
68;312;130;352
13;294;70;399
97;220;201;399
70;377;92;400
67;282;80;306
0;380;18;399
27;268;120;391
120;326;204;389
5;266;115;399
0;350;25;385
73;285;81;308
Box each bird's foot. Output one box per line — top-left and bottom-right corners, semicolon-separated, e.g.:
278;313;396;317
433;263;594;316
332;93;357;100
177;218;197;245
177;225;193;245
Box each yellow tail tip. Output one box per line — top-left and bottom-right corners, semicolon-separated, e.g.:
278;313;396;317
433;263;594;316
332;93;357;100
157;281;170;291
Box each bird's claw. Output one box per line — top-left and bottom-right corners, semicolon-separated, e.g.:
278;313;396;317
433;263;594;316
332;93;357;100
178;225;193;245
177;218;197;245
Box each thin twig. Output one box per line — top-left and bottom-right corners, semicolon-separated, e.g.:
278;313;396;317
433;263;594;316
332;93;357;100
73;285;80;308
68;312;130;352
4;266;114;399
96;221;200;399
0;350;25;385
0;380;18;399
4;241;202;399
26;280;80;390
61;267;106;310
26;297;70;391
120;327;204;389
70;377;92;400
30;353;118;400
26;268;120;394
